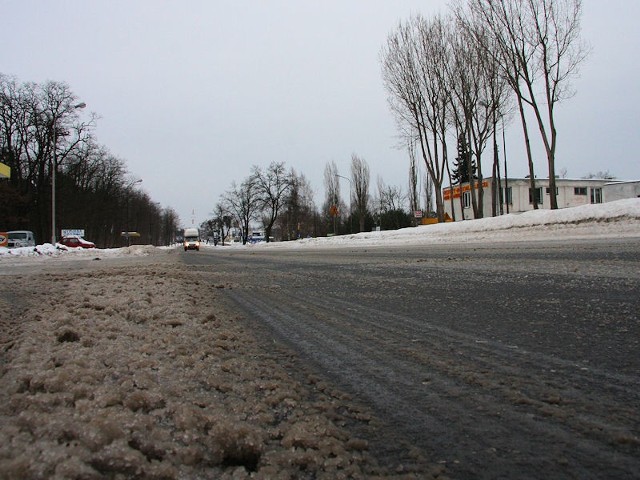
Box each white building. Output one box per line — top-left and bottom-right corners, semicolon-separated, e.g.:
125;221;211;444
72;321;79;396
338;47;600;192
603;180;640;202
443;178;640;221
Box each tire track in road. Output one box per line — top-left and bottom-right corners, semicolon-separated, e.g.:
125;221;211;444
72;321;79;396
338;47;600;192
316;293;640;456
226;285;640;480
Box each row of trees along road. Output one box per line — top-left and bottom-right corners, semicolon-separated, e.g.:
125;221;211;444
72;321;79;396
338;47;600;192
381;0;589;221
205;0;589;240
0;74;179;247
202;162;320;245
202;153;431;245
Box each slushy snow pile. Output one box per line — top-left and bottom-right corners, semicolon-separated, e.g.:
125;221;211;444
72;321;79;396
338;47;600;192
1;260;432;479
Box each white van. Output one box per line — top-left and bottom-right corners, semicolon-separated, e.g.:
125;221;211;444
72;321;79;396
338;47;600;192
249;231;265;243
183;228;200;251
7;230;36;248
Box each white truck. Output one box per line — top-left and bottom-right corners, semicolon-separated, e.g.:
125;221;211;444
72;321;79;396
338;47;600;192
183;228;200;251
7;230;36;248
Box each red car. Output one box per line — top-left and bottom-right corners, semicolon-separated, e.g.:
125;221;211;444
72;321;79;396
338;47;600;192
59;236;96;249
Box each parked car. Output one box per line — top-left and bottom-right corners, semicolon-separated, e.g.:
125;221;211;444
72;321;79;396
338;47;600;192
249;231;265;244
7;230;36;248
59;235;96;249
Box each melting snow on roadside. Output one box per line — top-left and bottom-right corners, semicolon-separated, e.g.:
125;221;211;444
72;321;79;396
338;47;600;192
2;198;639;260
269;198;640;249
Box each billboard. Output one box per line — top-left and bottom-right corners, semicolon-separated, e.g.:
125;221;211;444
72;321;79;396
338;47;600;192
61;229;85;237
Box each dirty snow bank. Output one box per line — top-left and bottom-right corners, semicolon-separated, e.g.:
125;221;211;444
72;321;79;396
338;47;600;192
0;243;160;260
0;256;438;479
260;198;640;249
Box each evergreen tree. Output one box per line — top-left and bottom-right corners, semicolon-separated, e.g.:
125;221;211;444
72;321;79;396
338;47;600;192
451;133;476;185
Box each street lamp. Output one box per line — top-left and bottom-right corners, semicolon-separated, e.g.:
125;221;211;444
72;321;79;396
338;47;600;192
335;174;353;234
51;102;86;244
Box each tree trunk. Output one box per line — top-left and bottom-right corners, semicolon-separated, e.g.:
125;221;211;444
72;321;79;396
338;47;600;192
445;160;457;222
466;126;478;219
491;115;502;217
516;94;537;209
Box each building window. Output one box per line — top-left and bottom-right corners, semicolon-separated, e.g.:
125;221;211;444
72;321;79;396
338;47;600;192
590;187;602;204
503;186;513;205
546;187;559;195
574;187;587;196
529;187;543;205
462;191;472;208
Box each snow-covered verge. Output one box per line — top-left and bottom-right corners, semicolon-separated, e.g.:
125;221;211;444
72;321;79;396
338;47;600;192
0;243;160;260
0;257;439;479
2;200;639;262
278;198;640;249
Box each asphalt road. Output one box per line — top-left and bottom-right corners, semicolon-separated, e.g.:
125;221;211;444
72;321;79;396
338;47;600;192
182;238;640;479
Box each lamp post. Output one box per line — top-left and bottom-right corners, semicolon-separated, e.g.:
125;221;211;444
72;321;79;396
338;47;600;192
51;102;86;244
335;174;353;234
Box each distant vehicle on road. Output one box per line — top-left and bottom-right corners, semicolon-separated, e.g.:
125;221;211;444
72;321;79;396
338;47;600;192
183;228;200;251
249;231;265;244
59;235;96;249
7;230;36;248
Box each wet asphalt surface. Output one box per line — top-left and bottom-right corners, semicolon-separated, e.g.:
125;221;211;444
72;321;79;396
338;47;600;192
182;238;640;479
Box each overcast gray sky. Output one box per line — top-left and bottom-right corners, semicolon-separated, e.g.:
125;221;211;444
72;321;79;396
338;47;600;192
3;1;639;227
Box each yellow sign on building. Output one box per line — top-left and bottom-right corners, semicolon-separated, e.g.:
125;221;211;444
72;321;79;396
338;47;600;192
0;162;10;179
443;180;490;201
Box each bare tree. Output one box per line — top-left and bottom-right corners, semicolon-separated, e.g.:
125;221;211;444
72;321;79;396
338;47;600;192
0;74;178;247
423;169;435;216
408;140;420;224
466;0;589;209
221;177;260;245
375;177;409;230
444;14;514;219
381;14;451;222
454;13;514;217
323;161;341;234
209;202;233;245
350;153;370;232
482;33;513;216
278;169;317;240
446;23;482;218
583;170;616;180
252;161;291;242
0;76;95;239
160;208;179;246
378;180;404;212
323;160;340;210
